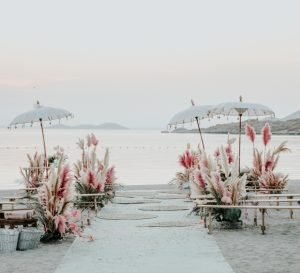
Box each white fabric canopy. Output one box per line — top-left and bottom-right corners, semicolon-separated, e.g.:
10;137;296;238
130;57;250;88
209;102;275;117
9;101;73;127
168;105;212;126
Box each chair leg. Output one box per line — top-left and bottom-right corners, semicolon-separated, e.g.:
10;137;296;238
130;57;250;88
94;197;98;217
254;209;257;226
87;209;91;226
208;208;212;234
261;209;266;235
288;197;293;219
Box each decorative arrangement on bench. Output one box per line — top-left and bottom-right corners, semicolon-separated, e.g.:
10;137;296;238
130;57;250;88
245;123;290;193
48;145;68;167
74;133;117;211
194;137;246;224
34;160;82;242
20;152;46;189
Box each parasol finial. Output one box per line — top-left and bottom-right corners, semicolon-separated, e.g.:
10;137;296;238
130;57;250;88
191;99;195;106
239;95;243;102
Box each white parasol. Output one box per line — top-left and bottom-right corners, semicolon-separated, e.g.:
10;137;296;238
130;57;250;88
9;101;73;164
168;101;212;150
209;96;275;172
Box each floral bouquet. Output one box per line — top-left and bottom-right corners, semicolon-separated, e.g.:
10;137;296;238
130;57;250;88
189;137;246;222
20;152;46;189
170;144;199;191
74;133;117;209
32;159;82;242
245;123;290;192
48;146;68;167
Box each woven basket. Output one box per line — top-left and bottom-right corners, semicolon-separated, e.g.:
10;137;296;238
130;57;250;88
0;229;20;252
17;228;42;251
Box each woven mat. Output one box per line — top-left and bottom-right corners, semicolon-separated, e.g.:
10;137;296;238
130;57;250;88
112;199;161;204
99;213;158;220
158;190;188;195
138;221;196;227
147;195;186;200
139;205;190;211
115;191;157;198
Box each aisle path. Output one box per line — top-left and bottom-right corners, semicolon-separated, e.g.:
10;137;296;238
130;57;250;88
55;185;234;273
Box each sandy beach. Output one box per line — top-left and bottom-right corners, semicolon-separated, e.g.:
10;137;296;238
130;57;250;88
213;179;300;273
0;182;300;273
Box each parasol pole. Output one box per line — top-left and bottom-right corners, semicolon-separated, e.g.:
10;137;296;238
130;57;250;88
39;118;48;168
191;99;206;151
238;113;242;174
195;116;205;151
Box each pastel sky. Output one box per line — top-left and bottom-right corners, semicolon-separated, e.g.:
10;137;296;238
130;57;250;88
0;0;299;128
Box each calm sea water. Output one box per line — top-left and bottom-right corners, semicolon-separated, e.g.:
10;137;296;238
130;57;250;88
0;128;299;189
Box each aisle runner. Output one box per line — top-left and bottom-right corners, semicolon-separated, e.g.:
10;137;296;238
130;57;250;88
55;185;234;273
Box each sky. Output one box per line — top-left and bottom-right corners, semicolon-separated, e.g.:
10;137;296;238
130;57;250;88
0;0;300;129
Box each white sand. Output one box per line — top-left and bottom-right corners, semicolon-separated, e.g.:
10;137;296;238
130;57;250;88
0;237;74;273
213;180;300;273
2;182;300;273
54;186;234;273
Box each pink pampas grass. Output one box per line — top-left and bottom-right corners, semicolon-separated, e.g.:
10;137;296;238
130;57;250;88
193;170;206;188
179;150;195;169
69;223;82;237
262;123;272;147
105;166;115;184
57;165;72;199
245;124;256;144
90;133;99;146
86;170;95;188
214;148;221;158
54;215;67;235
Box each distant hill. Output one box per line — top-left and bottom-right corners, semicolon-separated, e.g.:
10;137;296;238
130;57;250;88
48;122;129;130
282;111;300;121
170;119;300;135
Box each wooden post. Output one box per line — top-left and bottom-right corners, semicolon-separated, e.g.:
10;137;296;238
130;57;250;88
261;209;266;235
87;209;91;226
254;210;257;227
208;208;212;234
94;197;98;217
288;196;293;219
204;208;207;228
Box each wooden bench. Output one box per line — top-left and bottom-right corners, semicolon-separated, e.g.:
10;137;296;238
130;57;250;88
0;218;38;229
197;204;300;235
246;188;288;193
75;193;105;225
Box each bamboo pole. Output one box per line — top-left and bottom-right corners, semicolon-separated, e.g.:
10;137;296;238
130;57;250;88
238;114;242;174
195;116;205;151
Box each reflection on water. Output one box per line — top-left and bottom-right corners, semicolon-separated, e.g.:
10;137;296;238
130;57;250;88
0;129;299;189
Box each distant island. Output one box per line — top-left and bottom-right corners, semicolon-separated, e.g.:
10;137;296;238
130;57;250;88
48;122;129;130
169;119;300;135
167;109;300;135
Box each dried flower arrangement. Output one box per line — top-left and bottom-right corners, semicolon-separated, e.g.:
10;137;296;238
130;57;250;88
170;144;199;190
48;146;68;167
20;152;46;188
74;133;117;209
31;159;82;242
177;138;246;222
245;123;290;192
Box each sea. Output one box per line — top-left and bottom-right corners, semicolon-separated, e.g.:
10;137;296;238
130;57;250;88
0;128;299;189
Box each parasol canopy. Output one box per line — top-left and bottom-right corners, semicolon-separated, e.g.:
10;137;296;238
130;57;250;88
10;101;73;127
168;102;212;150
209;96;275;172
9;101;73;166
